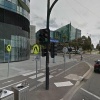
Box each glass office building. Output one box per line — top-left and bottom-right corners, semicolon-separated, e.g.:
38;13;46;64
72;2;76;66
54;23;81;43
0;0;30;62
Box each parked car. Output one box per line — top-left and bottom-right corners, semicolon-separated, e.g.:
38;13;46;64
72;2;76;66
94;60;100;72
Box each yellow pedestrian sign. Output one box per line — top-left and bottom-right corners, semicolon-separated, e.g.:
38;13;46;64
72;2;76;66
6;44;12;52
32;44;40;54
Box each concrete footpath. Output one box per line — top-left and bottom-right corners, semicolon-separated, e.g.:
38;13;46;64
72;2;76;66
29;61;92;100
0;54;76;80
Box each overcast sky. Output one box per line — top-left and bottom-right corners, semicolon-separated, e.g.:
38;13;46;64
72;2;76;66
30;0;100;47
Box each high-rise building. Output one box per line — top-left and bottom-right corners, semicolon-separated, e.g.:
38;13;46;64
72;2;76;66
30;25;36;45
54;23;81;43
0;0;30;62
76;28;81;39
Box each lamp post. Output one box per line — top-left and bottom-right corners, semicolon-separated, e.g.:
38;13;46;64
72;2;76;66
46;0;58;90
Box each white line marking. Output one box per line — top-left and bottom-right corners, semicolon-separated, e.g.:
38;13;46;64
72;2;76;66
50;68;57;72
54;81;73;87
29;73;44;79
1;79;27;89
2;80;14;84
58;69;62;71
37;75;53;82
22;71;37;76
55;62;80;77
50;71;56;74
81;88;100;100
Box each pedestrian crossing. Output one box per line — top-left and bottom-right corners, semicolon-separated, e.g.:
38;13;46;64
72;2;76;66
21;70;55;83
29;73;44;79
22;71;38;76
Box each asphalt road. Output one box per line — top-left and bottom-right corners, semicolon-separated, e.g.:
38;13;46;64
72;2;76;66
71;54;100;100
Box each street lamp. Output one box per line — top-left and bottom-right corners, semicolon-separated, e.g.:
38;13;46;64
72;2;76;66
46;0;58;90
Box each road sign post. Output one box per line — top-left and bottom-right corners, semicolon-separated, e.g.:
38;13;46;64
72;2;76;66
6;44;12;77
32;44;40;89
40;45;41;70
62;47;68;74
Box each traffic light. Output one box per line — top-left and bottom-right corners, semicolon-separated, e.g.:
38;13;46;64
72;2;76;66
50;42;57;58
41;48;47;57
68;47;72;52
38;29;50;45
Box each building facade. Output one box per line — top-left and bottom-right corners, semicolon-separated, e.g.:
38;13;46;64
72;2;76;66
54;23;81;43
0;0;30;62
76;28;81;39
30;25;36;45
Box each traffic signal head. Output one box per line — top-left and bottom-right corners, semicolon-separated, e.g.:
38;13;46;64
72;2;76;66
38;29;50;45
41;48;47;57
50;43;57;58
68;47;72;52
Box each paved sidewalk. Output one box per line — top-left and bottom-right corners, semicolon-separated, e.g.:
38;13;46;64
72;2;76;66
0;55;76;80
29;61;91;100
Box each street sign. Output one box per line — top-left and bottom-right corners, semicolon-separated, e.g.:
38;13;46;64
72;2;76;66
35;55;40;61
63;47;68;53
50;38;59;43
6;44;12;52
32;44;40;54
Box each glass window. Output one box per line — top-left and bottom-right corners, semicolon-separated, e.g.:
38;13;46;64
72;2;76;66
7;0;12;2
12;0;17;4
0;0;4;6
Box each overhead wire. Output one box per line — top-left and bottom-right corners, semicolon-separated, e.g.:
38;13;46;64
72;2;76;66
72;0;100;19
66;0;89;28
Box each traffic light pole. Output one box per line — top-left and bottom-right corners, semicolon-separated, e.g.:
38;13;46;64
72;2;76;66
46;0;50;90
46;0;58;90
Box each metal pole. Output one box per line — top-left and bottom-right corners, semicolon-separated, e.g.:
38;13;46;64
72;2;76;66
81;54;82;60
40;45;41;70
64;53;65;74
46;0;58;90
53;57;55;63
36;59;38;88
46;0;50;90
7;52;10;77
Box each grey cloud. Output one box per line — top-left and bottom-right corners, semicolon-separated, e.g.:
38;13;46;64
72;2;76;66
36;20;46;28
49;18;59;28
33;15;59;29
96;22;100;29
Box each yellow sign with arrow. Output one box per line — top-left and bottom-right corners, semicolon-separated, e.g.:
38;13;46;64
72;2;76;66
6;44;12;52
32;44;40;54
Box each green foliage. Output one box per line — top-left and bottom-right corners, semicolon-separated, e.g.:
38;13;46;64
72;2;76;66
69;36;93;51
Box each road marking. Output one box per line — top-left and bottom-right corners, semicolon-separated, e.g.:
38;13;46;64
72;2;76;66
81;88;100;100
1;79;27;89
65;74;82;81
58;69;62;71
50;71;56;74
29;73;44;79
22;71;38;76
55;62;80;77
2;80;14;84
54;81;73;87
50;68;57;72
37;75;53;82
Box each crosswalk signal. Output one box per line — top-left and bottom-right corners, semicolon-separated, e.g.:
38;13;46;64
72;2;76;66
38;29;50;45
50;42;57;58
41;48;47;57
68;47;72;52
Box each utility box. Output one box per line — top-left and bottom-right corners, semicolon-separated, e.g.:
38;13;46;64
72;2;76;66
12;82;29;100
0;89;14;100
